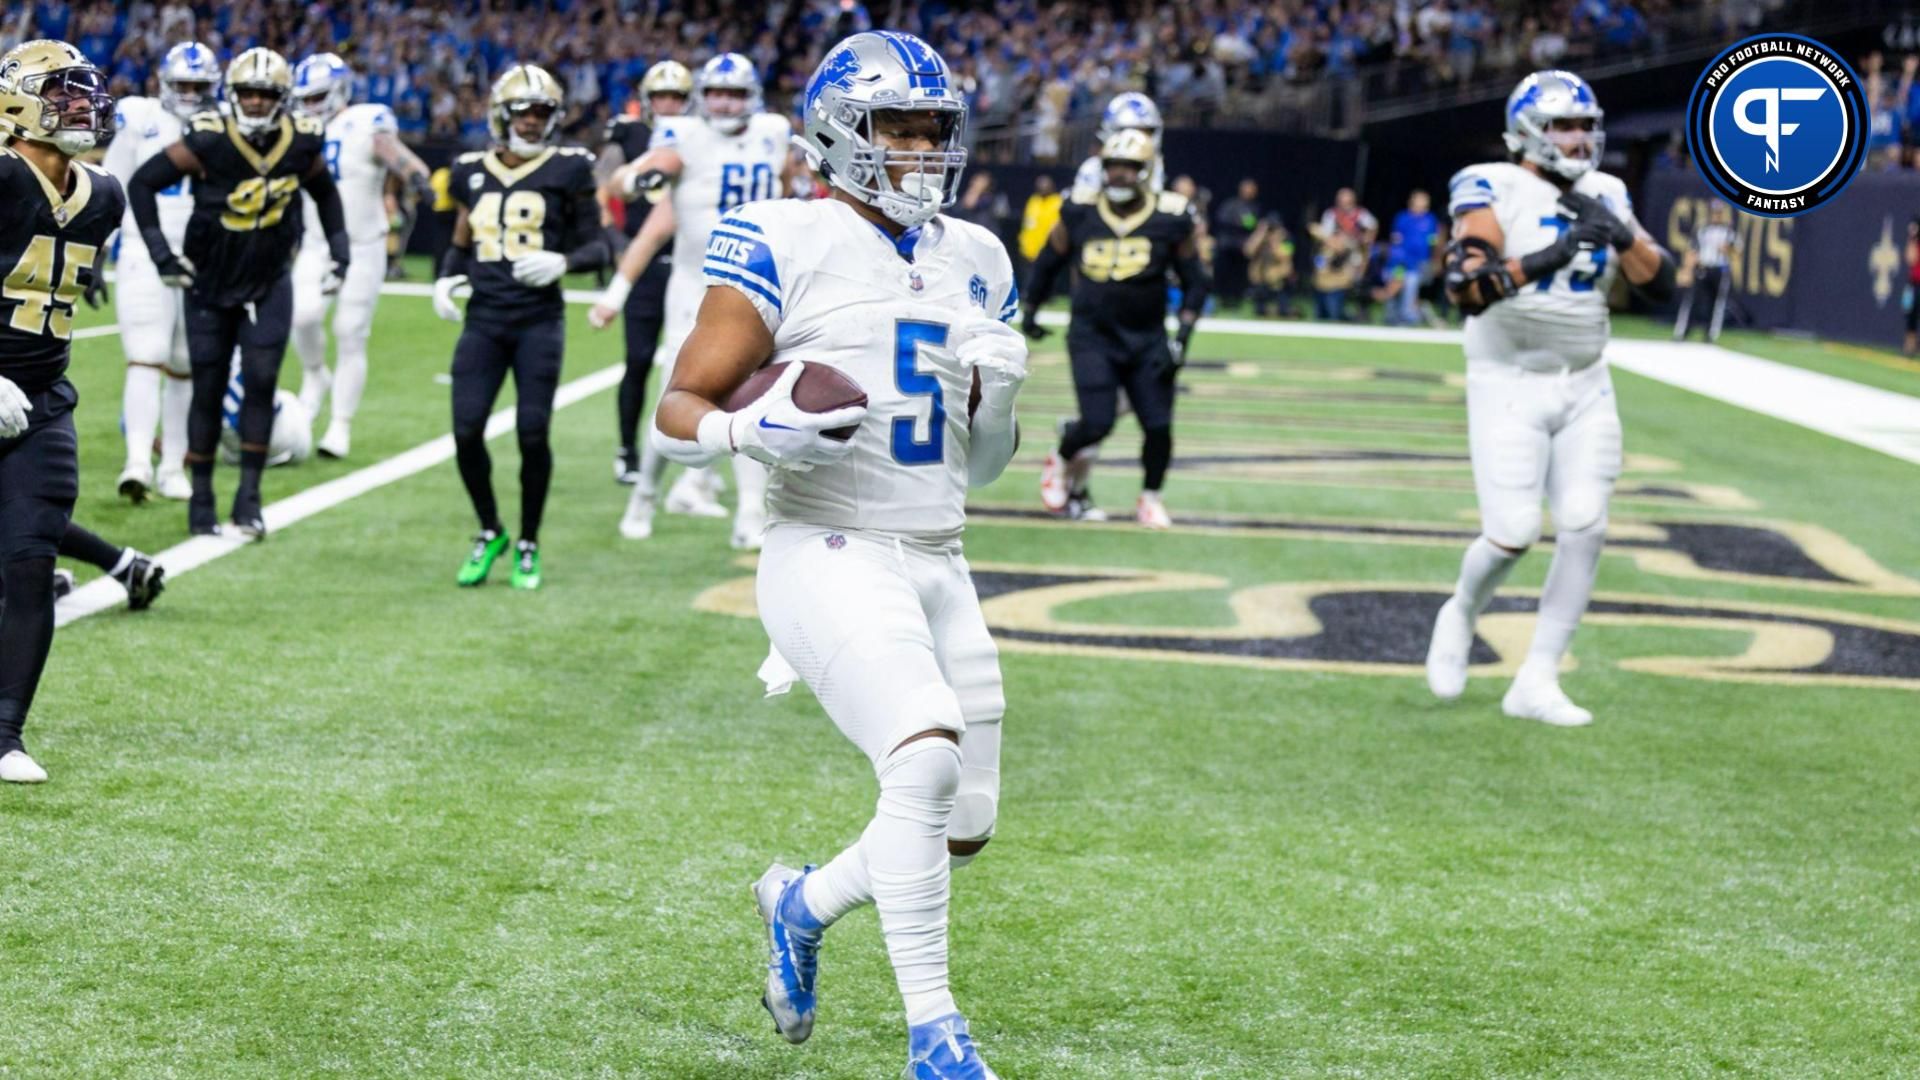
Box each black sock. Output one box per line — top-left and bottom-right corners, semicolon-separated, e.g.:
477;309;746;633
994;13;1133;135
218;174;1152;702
1142;426;1173;491
519;436;552;545
0;557;58;754
58;522;123;574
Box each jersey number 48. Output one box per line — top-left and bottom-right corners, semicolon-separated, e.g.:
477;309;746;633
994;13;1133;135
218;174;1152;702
470;190;547;262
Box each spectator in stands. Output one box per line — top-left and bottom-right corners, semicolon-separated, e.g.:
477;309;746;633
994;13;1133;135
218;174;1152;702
1385;189;1440;326
1018;174;1063;281
1905;217;1920;356
1213;178;1263;309
953;171;1013;248
1865;52;1903;169
1312;229;1362;321
1317;187;1379;250
1246;214;1298;318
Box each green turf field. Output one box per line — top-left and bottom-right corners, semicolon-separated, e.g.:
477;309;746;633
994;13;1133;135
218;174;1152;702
7;285;1918;1078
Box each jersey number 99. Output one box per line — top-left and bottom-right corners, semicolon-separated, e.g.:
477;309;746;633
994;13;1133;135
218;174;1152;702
4;236;97;340
1080;236;1152;282
470;190;547;262
221;176;301;231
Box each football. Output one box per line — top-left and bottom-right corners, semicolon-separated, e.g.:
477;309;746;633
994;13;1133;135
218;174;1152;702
725;362;868;440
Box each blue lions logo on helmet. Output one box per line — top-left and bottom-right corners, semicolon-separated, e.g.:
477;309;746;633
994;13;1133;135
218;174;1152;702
807;46;861;112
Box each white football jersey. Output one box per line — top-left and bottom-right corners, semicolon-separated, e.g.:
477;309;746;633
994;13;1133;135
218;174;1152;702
1449;161;1637;370
704;198;1020;539
1071;152;1166;201
653;113;790;278
302;103;398;245
103;96;191;246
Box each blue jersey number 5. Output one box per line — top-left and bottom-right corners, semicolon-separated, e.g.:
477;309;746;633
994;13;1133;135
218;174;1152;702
892;320;948;465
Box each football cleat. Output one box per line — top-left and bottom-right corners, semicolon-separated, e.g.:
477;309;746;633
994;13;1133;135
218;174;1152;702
619;489;656;540
665;469;727;518
1064;493;1107;522
457;530;510;586
154;469;192;501
188;487;222;536
231;488;267;541
906;1014;997;1080
117;463;153;504
509;540;542;590
52;568;74;599
113;554;166;611
317;419;350;460
753;862;821;1044
1425;597;1474;700
613;446;640;484
0;749;48;784
1135;491;1171;530
1501;671;1594;727
1039;451;1068;512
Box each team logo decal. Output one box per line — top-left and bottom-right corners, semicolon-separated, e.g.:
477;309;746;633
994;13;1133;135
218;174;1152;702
969;274;989;311
1687;33;1866;217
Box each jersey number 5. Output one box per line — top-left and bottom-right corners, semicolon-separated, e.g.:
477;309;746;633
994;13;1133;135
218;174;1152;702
893;320;948;465
3;236;97;340
222;176;301;231
470;190;547;262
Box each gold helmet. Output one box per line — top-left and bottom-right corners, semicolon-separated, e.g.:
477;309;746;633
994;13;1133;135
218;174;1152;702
0;39;114;155
488;64;564;153
1099;128;1156;169
639;60;692;121
224;47;292;136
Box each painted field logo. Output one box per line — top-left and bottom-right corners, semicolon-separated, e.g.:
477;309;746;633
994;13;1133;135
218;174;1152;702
1687;34;1866;217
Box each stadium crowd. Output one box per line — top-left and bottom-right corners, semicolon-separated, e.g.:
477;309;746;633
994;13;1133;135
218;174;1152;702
1;0;1764;151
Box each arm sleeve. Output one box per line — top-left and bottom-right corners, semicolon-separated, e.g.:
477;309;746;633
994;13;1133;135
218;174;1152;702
303;164;352;267
128;151;187;261
1448;166;1497;217
702;207;787;335
1173;217;1212;315
563;167;612;271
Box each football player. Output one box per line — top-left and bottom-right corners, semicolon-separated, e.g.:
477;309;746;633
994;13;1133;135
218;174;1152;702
598;60;691;485
101;40;218;503
287;53;433;460
0;39;122;783
128;47;349;539
590;52;794;548
1023;129;1209;528
58;522;165;610
434;65;609;589
1069;91;1165;201
1424;70;1675;727
650;32;1020;1079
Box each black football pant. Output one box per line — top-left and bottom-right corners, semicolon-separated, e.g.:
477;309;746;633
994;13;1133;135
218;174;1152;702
452;314;563;544
0;380;78;754
1057;323;1177;492
183;275;293;522
1673;265;1730;343
616;260;669;454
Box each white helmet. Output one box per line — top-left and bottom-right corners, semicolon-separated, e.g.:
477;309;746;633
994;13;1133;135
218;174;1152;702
798;31;967;229
1503;70;1604;181
291;53;352;123
1098;92;1162;142
694;52;761;135
221;388;313;467
158;41;220;120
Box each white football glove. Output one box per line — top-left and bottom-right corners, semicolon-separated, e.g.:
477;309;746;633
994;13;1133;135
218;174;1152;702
319;259;347;296
697;362;868;471
956;316;1029;415
432;274;469;323
0;374;32;439
511;250;568;287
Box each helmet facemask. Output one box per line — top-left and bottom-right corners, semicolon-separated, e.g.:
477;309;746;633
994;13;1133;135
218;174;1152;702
229;84;286;137
699;87;751;135
497;100;558;155
23;65;113;153
829;107;967;229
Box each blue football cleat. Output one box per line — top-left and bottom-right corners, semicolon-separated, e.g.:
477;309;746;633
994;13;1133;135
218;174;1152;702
906;1013;998;1079
752;862;822;1044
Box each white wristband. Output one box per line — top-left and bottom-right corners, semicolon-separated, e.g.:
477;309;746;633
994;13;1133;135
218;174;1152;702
696;409;736;456
599;274;633;312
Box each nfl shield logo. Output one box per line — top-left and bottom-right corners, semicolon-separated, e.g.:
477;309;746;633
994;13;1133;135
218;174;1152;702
908;270;924;292
825;534;847;550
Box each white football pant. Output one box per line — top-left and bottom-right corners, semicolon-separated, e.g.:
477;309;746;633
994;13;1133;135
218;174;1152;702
292;237;388;425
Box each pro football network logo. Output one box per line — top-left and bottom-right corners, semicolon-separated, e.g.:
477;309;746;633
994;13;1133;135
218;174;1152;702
1687;34;1866;217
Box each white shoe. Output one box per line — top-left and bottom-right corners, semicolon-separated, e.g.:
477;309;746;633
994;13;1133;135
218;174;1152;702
665;471;727;518
1039;451;1068;512
1425;597;1473;700
154;469;193;501
619;490;656;540
1502;671;1594;727
0;749;48;783
298;368;332;419
117;462;153;503
317;419;350;459
1135;491;1172;529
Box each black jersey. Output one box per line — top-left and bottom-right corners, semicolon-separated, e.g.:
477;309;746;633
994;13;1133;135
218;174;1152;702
600;115;674;269
449;146;600;323
179;110;329;307
0;150;123;391
1060;190;1199;332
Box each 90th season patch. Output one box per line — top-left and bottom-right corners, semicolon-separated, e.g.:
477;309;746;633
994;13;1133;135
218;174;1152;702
1687;33;1866;217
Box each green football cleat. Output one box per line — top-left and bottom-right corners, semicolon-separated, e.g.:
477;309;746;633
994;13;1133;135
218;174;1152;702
509;540;542;590
458;530;510;587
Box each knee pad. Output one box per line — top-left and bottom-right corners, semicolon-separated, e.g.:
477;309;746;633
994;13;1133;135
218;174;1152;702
876;732;963;832
1482;504;1542;553
1551;494;1609;538
949;719;1001;868
332;304;374;354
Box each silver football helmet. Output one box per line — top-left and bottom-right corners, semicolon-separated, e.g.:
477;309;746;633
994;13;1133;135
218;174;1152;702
1504;70;1604;181
291;53;352;123
1097;91;1162;142
694;52;761;136
158;41;220;120
798;31;967;229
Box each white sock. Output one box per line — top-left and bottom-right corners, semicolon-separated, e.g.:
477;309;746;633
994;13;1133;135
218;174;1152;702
1523;524;1606;678
293;319;329;412
160;375;192;474
1453;535;1522;615
332;337;368;423
638;414;671;496
800;840;872;927
867;737;962;1027
121;364;162;469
